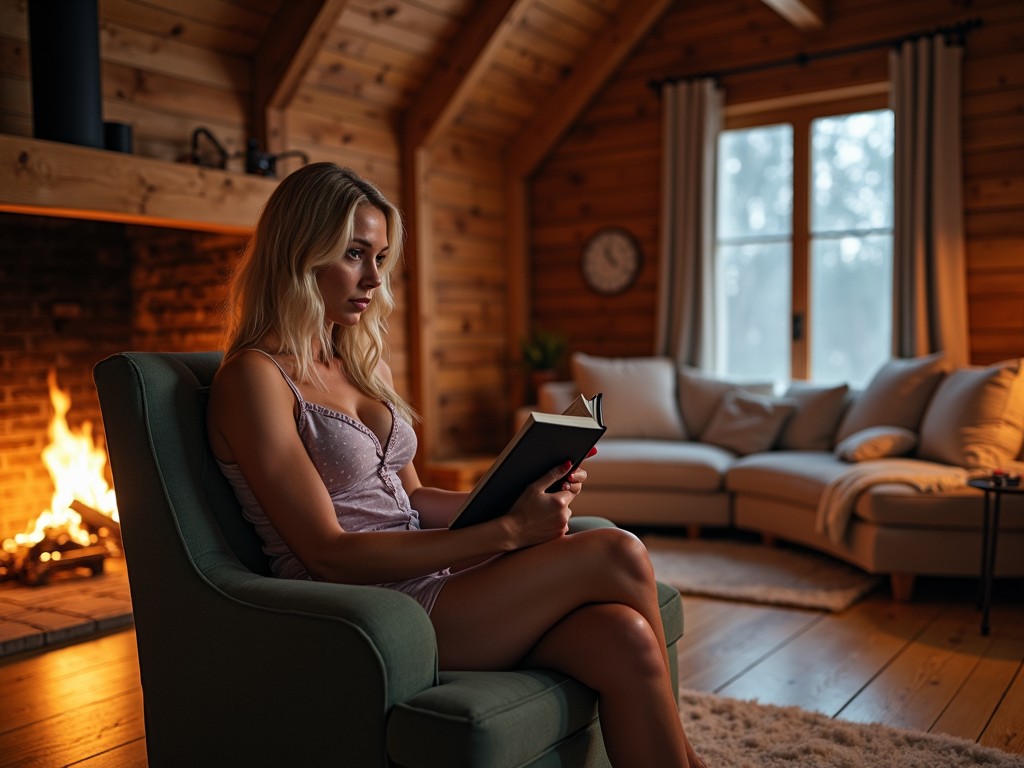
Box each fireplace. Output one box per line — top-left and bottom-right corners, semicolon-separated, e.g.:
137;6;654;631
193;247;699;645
0;212;246;572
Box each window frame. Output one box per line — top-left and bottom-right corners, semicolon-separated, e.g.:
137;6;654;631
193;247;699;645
721;90;892;381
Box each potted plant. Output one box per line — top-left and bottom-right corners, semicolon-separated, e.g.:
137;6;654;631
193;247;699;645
520;329;567;400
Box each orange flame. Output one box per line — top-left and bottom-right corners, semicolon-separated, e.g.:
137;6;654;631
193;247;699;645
6;369;118;550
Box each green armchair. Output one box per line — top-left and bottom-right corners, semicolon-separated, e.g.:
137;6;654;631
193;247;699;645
93;351;683;768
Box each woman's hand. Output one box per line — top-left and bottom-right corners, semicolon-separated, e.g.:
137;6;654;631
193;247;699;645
502;453;591;549
558;445;596;499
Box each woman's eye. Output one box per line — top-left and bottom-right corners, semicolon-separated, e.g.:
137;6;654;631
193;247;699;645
347;248;363;260
375;254;387;266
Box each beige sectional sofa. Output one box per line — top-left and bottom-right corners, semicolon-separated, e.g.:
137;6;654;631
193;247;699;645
538;352;1024;600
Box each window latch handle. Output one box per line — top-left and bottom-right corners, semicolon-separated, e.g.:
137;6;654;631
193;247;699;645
792;312;805;342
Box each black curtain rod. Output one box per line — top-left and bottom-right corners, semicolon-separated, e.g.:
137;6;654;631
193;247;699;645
648;17;983;92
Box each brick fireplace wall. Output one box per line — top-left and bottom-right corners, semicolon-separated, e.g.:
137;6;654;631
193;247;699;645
0;212;246;541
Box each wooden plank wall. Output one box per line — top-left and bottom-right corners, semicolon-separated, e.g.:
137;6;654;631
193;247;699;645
530;0;1024;368
422;130;510;457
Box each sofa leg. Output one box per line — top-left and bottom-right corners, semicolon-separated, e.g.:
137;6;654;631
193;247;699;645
687;525;701;539
890;573;915;602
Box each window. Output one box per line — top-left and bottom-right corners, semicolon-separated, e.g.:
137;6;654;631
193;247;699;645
714;97;894;388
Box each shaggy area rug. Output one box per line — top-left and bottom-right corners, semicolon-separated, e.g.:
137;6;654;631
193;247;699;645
644;535;881;612
679;689;1024;767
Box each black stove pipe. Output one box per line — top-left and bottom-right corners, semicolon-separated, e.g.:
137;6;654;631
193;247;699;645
27;0;104;149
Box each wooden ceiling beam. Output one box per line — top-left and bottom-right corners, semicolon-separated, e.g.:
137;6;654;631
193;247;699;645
760;0;826;31
402;0;527;151
251;0;349;153
506;0;674;179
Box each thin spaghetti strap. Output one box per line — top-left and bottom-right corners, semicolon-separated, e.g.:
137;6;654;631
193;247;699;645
242;349;305;404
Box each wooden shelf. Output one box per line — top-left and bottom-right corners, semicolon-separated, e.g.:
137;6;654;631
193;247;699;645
0;134;279;234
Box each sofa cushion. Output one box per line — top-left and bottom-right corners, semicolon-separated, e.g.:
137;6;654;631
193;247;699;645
582;439;733;492
917;359;1024;469
778;382;850;451
852;481;1024;531
727;451;849;508
571;353;687;440
677;366;774;438
835;353;947;443
701;391;796;455
835;426;918;462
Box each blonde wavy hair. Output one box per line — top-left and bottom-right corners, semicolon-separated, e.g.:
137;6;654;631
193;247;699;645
225;162;417;423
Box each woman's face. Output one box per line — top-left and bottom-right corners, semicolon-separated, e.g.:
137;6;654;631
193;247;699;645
316;203;388;327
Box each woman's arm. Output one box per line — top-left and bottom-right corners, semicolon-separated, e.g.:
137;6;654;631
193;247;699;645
408;485;468;529
207;352;575;584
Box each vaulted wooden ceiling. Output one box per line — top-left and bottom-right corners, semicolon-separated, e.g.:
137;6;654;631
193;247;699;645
93;0;817;169
252;0;674;175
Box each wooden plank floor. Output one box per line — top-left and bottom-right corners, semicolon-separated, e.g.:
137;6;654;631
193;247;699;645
0;577;1021;766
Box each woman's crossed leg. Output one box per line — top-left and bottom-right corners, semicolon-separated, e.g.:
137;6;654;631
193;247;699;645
429;526;703;768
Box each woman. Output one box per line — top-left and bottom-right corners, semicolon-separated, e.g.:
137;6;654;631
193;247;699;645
207;162;705;768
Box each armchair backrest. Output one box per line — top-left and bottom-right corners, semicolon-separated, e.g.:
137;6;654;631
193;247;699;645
94;351;445;767
95;351;269;578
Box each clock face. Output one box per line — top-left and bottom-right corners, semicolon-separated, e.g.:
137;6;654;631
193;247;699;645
581;228;641;296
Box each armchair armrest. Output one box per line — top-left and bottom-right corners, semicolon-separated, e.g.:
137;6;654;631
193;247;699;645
202;561;439;704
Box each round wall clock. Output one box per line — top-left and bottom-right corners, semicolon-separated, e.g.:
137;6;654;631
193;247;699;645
581;227;642;296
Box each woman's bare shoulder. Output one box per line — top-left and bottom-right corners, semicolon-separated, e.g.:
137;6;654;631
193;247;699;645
208;350;299;461
210;349;292;409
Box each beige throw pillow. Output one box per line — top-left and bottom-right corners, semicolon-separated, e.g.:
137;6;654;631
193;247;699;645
834;353;947;443
570;353;687;440
835;426;918;462
677;366;774;439
917;360;1024;469
700;391;796;456
778;382;851;451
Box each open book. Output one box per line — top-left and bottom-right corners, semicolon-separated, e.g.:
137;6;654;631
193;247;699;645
447;393;606;529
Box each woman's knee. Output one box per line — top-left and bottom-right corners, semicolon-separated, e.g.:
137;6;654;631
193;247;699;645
585;604;666;681
574;527;654;585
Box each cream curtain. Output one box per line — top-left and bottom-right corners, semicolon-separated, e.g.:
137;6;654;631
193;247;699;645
655;78;723;368
889;35;970;367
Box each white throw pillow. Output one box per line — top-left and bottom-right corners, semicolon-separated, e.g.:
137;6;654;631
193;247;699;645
917;359;1024;469
571;353;687;440
835;426;918;462
834;353;947;443
700;391;796;456
677;366;775;439
778;382;851;451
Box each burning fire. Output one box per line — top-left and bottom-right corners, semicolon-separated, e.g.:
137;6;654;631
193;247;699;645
2;369;118;553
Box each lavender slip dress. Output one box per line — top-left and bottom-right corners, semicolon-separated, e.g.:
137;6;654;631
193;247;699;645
216;351;450;613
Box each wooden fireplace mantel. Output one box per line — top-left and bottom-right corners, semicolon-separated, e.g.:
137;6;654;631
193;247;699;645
0;134;279;234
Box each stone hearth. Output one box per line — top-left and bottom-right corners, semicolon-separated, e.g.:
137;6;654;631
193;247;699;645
0;557;132;657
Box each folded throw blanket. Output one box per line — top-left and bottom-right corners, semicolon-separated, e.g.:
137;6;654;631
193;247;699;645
816;459;970;545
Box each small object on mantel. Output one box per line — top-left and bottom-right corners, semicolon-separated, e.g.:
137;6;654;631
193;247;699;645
244;139;310;179
103;121;133;153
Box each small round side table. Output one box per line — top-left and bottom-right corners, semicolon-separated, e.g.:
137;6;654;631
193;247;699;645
967;477;1023;635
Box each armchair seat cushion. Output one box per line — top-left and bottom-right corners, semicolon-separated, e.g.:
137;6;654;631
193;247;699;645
388;670;600;768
